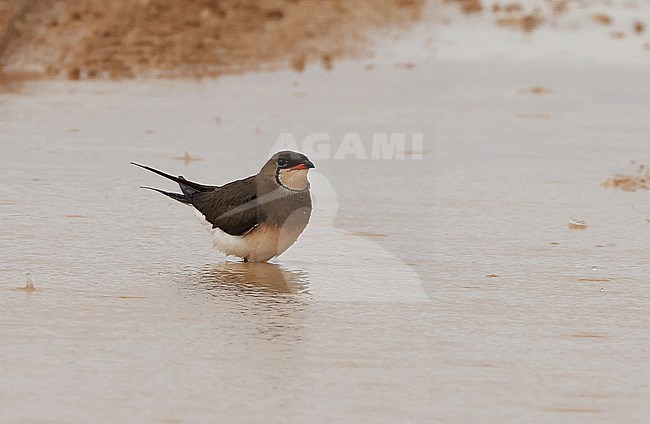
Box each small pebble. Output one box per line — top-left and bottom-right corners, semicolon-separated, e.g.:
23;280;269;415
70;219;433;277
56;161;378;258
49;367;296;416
24;272;36;292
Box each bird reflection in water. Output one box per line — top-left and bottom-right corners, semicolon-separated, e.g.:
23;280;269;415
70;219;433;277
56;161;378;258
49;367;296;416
192;261;310;295
174;262;310;345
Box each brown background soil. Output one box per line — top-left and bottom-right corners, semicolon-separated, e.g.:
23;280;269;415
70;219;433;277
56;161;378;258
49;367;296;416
0;0;424;81
2;1;647;83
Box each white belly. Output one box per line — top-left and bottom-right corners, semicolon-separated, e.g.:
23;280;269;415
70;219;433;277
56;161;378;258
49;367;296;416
194;209;303;262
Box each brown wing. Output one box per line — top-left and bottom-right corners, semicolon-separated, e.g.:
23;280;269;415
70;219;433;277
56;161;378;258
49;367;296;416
190;176;267;236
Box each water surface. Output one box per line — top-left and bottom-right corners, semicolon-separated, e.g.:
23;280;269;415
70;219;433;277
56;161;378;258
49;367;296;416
1;7;650;422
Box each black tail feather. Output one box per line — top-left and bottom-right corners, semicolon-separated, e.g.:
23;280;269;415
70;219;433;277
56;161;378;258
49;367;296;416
139;186;191;204
130;162;215;194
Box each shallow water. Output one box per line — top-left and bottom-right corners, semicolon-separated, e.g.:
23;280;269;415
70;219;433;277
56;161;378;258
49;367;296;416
2;5;650;423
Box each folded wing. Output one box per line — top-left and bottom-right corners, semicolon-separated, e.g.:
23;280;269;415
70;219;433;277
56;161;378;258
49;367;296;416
190;176;267;236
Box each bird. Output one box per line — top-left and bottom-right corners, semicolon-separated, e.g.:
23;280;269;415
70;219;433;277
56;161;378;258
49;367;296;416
132;151;315;263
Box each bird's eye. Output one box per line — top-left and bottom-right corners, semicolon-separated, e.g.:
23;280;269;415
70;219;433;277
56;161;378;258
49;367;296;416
277;158;287;168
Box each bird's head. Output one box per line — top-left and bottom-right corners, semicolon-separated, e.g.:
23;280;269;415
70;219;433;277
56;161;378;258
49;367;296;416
261;151;315;191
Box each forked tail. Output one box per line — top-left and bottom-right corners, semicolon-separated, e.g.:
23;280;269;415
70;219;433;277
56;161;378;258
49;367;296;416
139;186;191;204
131;161;216;203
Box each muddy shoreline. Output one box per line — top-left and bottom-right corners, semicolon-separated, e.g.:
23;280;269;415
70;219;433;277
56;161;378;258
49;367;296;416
0;0;423;81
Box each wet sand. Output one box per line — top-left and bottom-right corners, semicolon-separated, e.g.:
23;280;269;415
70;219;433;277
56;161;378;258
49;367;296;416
2;3;650;423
